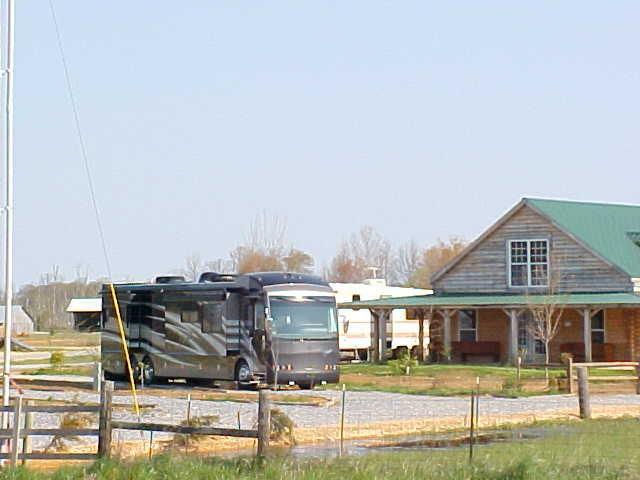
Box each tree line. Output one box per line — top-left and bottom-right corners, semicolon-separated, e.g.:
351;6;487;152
179;214;466;289
12;214;466;330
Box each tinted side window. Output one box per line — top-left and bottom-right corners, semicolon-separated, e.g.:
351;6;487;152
181;310;199;324
201;302;224;334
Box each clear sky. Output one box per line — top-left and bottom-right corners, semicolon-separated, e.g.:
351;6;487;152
7;1;640;286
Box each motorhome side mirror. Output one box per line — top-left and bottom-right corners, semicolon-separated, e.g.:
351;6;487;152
341;315;349;334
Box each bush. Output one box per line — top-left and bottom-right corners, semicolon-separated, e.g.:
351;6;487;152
50;351;65;367
270;408;295;445
171;414;220;448
46;411;93;452
388;350;418;375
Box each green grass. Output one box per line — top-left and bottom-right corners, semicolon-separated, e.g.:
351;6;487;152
2;418;639;479
331;363;566;397
340;363;567;379
30;366;93;376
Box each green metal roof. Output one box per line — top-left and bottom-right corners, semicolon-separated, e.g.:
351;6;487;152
340;292;640;309
526;198;640;277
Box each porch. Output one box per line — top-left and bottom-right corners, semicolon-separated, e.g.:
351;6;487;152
341;292;640;365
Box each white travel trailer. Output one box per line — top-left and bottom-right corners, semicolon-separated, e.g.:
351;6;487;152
331;279;431;360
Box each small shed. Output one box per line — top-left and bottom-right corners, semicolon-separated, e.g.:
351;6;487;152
0;306;35;335
67;298;102;332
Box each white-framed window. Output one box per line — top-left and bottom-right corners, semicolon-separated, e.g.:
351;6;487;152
508;239;549;287
458;310;477;341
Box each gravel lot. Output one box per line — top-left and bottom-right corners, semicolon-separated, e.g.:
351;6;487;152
12;387;640;450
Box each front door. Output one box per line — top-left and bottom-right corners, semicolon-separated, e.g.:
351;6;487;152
517;311;545;363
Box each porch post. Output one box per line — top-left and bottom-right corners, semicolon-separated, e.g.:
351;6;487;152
508;309;519;365
443;310;452;360
417;309;428;362
370;309;380;363
379;309;388;363
583;308;592;362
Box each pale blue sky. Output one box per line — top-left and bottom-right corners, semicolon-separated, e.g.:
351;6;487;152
9;1;640;285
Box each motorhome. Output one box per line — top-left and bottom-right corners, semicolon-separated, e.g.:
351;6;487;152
331;279;431;359
101;272;340;388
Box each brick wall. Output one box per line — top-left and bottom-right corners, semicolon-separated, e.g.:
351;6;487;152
439;307;640;364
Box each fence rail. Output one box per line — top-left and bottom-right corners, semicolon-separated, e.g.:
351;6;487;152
2;380;272;466
566;360;640;394
111;421;259;438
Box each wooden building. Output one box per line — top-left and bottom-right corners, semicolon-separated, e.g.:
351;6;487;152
0;306;35;335
67;298;102;332
343;198;640;364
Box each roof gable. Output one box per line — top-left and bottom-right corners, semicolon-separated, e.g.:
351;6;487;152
526;198;640;277
431;197;640;285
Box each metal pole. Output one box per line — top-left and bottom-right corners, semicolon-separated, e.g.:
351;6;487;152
2;0;16;430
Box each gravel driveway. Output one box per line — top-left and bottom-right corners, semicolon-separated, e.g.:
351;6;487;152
12;388;640;450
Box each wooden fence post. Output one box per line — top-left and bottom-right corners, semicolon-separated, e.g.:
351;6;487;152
21;401;32;466
339;384;346;456
577;367;591;419
10;395;23;466
566;357;573;394
98;380;114;458
93;362;102;393
636;364;640;395
257;389;271;457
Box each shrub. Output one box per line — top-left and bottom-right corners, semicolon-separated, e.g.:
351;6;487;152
46;412;93;452
50;351;65;368
170;414;220;448
270;408;295;445
388;350;418;375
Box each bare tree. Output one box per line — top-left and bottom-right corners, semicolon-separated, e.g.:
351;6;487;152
16;267;105;331
405;237;467;288
203;258;233;274
324;242;365;282
526;254;567;381
229;213;315;274
246;211;287;260
325;226;392;282
394;240;422;285
183;253;203;281
282;248;314;274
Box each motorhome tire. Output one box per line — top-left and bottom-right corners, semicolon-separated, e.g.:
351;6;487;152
235;360;252;384
141;356;156;385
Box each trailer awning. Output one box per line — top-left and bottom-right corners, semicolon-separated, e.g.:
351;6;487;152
339;292;640;310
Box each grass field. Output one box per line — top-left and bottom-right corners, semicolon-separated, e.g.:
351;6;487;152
2;418;639;479
332;363;633;397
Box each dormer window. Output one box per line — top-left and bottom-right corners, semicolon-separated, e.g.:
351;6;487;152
508;239;549;287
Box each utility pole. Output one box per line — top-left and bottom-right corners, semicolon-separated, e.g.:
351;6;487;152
2;0;15;428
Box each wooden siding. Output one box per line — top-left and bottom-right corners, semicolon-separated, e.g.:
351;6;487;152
433;205;633;294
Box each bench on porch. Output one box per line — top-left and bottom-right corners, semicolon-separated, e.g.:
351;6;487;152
452;341;501;363
560;342;615;362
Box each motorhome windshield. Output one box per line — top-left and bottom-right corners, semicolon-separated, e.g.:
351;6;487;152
268;296;338;340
